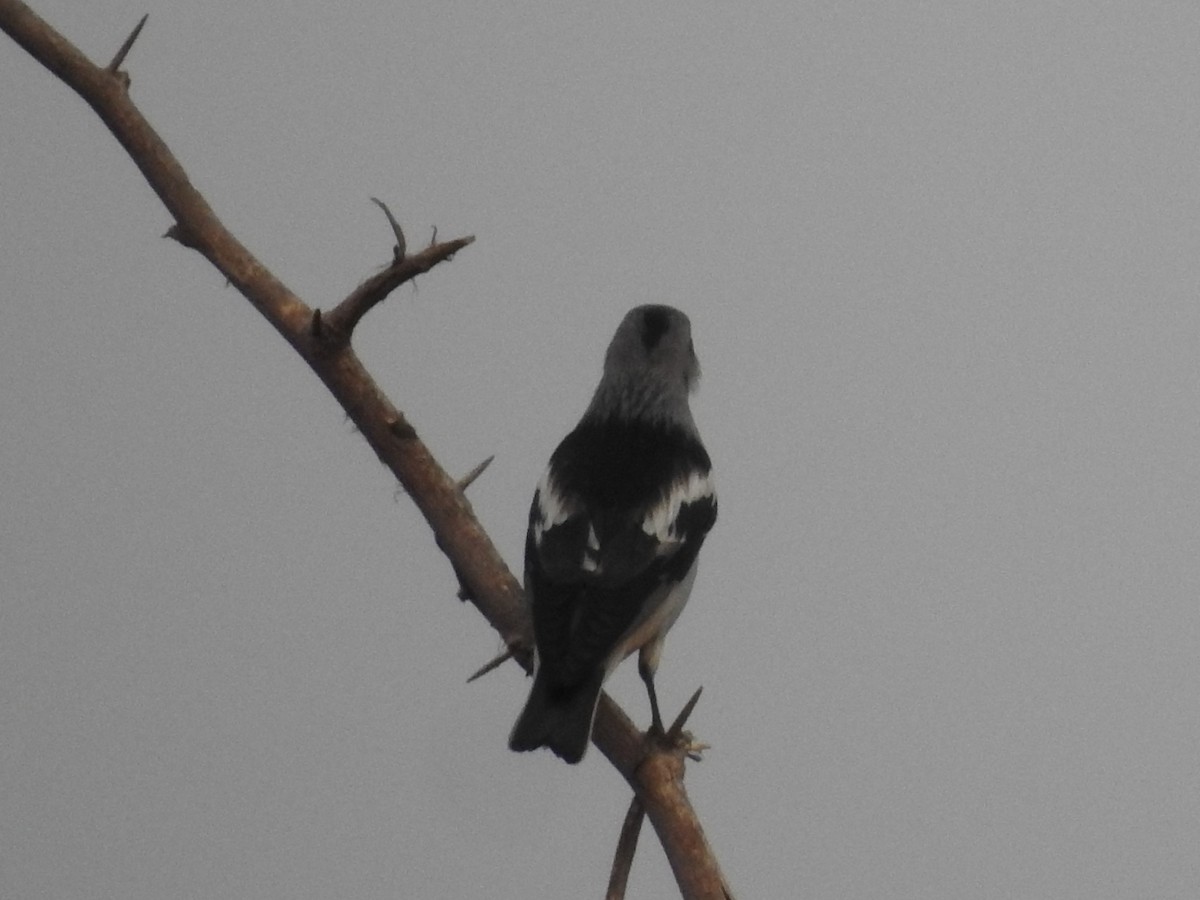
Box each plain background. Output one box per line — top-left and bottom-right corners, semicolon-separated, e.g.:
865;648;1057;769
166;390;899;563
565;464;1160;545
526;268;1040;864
4;2;1199;897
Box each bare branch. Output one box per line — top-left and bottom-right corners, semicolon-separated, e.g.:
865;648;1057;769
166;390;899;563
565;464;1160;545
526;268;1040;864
606;796;645;900
105;13;146;73
322;234;475;342
1;0;313;346
632;744;734;899
0;4;734;896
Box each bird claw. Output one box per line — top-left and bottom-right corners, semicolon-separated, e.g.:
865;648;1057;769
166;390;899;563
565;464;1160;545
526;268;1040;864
643;724;708;761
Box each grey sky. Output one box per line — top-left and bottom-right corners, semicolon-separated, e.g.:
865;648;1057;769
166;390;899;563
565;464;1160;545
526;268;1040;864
4;2;1200;897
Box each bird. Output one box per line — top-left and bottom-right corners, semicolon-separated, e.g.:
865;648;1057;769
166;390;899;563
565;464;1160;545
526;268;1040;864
509;304;718;764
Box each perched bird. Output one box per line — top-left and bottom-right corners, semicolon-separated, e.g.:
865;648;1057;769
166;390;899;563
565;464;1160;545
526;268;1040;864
509;305;718;763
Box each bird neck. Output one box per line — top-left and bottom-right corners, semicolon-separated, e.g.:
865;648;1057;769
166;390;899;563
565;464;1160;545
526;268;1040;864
583;376;698;434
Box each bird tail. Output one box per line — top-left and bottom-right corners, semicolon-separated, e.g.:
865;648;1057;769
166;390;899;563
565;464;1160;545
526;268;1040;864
508;669;605;764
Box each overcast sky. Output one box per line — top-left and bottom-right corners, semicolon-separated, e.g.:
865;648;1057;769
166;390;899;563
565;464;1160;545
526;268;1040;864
4;2;1200;898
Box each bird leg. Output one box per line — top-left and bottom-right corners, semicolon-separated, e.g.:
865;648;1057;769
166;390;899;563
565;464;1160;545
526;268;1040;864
638;656;665;735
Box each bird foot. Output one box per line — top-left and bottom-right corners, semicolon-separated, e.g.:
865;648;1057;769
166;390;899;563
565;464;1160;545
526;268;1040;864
643;724;708;761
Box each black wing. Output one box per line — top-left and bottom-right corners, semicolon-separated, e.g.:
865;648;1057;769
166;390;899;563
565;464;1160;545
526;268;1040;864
525;418;717;691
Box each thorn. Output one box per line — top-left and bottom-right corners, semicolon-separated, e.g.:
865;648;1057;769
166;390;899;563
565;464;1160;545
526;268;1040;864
466;648;514;683
163;222;199;249
310;308;323;337
429;225;438;246
457;455;495;492
666;685;703;741
106;14;148;74
370;197;406;261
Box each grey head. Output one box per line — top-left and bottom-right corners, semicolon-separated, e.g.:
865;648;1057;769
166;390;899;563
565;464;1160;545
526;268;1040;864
584;305;702;430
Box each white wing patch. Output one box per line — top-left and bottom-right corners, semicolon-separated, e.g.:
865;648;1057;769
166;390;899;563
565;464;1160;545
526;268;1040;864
641;469;715;546
534;468;604;572
532;468;576;544
582;524;601;572
534;465;713;573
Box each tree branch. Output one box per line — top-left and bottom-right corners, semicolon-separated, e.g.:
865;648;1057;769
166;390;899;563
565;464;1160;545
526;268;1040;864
0;3;733;896
322;232;475;343
607;796;645;900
